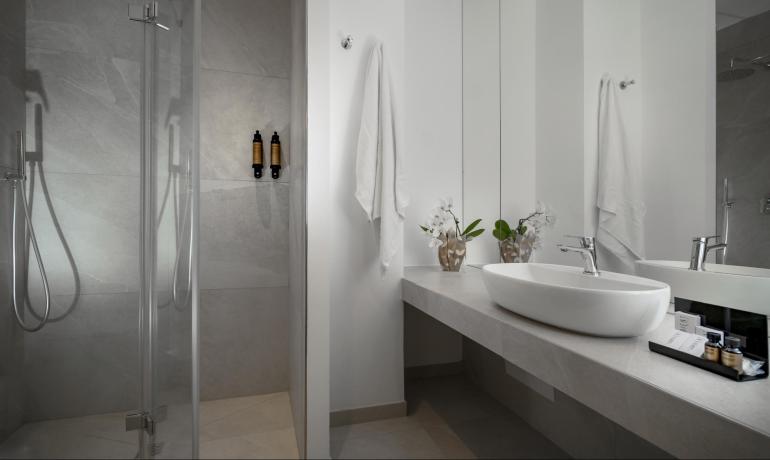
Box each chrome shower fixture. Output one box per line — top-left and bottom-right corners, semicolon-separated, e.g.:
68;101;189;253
2;131;52;332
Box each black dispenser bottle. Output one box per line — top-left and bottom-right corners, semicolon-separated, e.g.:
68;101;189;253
252;130;264;178
270;131;282;179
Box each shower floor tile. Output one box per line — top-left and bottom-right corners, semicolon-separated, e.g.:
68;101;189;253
0;392;298;459
0;412;137;459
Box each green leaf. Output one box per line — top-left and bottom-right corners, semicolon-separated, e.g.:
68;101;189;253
465;228;485;239
462;218;482;236
492;220;512;241
419;225;429;232
519;225;528;236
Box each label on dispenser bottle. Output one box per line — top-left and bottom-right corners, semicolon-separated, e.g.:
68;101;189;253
271;143;280;166
253;142;263;165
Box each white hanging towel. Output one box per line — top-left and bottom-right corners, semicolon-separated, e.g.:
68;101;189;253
354;41;408;270
596;75;646;271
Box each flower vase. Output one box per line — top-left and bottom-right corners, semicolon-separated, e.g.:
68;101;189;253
438;236;466;272
499;233;535;263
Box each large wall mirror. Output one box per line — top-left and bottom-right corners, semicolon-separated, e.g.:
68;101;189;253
462;0;770;272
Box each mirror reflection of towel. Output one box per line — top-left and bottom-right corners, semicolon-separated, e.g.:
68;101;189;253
354;41;408;270
596;75;646;272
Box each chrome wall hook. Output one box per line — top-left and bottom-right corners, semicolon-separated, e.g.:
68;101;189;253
341;34;353;50
619;79;636;90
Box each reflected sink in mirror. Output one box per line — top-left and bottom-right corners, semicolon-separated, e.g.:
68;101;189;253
482;263;670;338
637;260;770;316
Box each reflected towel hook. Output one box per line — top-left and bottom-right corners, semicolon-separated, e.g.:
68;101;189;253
341;34;353;50
619;79;636;90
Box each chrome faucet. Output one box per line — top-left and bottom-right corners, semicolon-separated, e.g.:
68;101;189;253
557;235;600;276
690;236;727;271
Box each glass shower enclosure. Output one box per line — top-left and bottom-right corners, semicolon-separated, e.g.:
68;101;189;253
0;0;199;458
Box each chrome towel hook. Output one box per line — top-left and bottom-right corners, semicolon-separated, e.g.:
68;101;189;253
341;34;353;50
619;79;636;90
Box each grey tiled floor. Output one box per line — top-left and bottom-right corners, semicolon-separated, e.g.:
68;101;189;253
331;375;569;459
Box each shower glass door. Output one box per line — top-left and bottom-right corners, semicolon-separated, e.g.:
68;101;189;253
0;1;198;458
138;0;199;458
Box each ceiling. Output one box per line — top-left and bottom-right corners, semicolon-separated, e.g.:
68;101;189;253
716;0;770;29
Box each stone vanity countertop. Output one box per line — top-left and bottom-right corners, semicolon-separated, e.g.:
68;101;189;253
402;266;770;459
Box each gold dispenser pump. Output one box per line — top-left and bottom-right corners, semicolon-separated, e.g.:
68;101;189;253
270;131;281;179
252;130;264;178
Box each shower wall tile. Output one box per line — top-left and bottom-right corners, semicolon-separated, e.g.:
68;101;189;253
200;287;289;400
200;179;289;290
200;68;291;182
202;0;290;78
26;0;142;62
21;291;140;421
25;47;141;177
25;172;140;296
717;19;770;270
0;0;26;171
717;9;770;54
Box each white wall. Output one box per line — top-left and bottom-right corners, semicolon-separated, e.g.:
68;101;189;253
640;0;716;262
583;0;642;273
306;0;331;456
327;0;407;414
463;0;501;264
404;0;464;267
404;0;465;368
535;0;585;264
500;0;537;228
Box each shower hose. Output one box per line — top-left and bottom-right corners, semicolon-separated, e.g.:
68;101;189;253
8;178;51;332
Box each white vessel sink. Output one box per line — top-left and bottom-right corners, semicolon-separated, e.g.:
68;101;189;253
636;260;770;316
481;263;670;337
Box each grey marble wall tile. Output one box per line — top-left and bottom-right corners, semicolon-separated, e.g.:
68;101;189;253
202;0;290;78
200;179;289;290
21;291;140;421
25;47;141;176
23;171;140;296
717;21;770;270
200;68;291;182
26;0;143;62
200;287;289;400
717;9;770;54
0;0;26;171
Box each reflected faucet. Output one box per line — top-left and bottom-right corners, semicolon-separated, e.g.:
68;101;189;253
689;236;727;271
557;235;600;276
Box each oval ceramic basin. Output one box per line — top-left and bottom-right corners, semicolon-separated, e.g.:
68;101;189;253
636;260;770;316
482;263;670;337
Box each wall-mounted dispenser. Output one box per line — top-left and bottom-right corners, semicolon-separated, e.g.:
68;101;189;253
270;131;282;179
252;130;264;178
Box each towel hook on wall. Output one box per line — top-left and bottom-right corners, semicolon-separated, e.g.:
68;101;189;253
341;34;353;50
619;79;636;90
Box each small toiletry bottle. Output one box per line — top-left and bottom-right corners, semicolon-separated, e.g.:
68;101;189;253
270;131;282;179
252;130;264;178
703;332;721;363
721;336;743;372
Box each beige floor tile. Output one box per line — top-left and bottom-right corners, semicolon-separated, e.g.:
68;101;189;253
423;424;476;459
200;392;294;441
332;426;444;460
200;436;261;459
0;392;298;460
240;427;300;459
200;392;281;426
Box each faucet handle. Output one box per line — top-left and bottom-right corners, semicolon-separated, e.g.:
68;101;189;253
693;235;721;243
564;235;595;248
